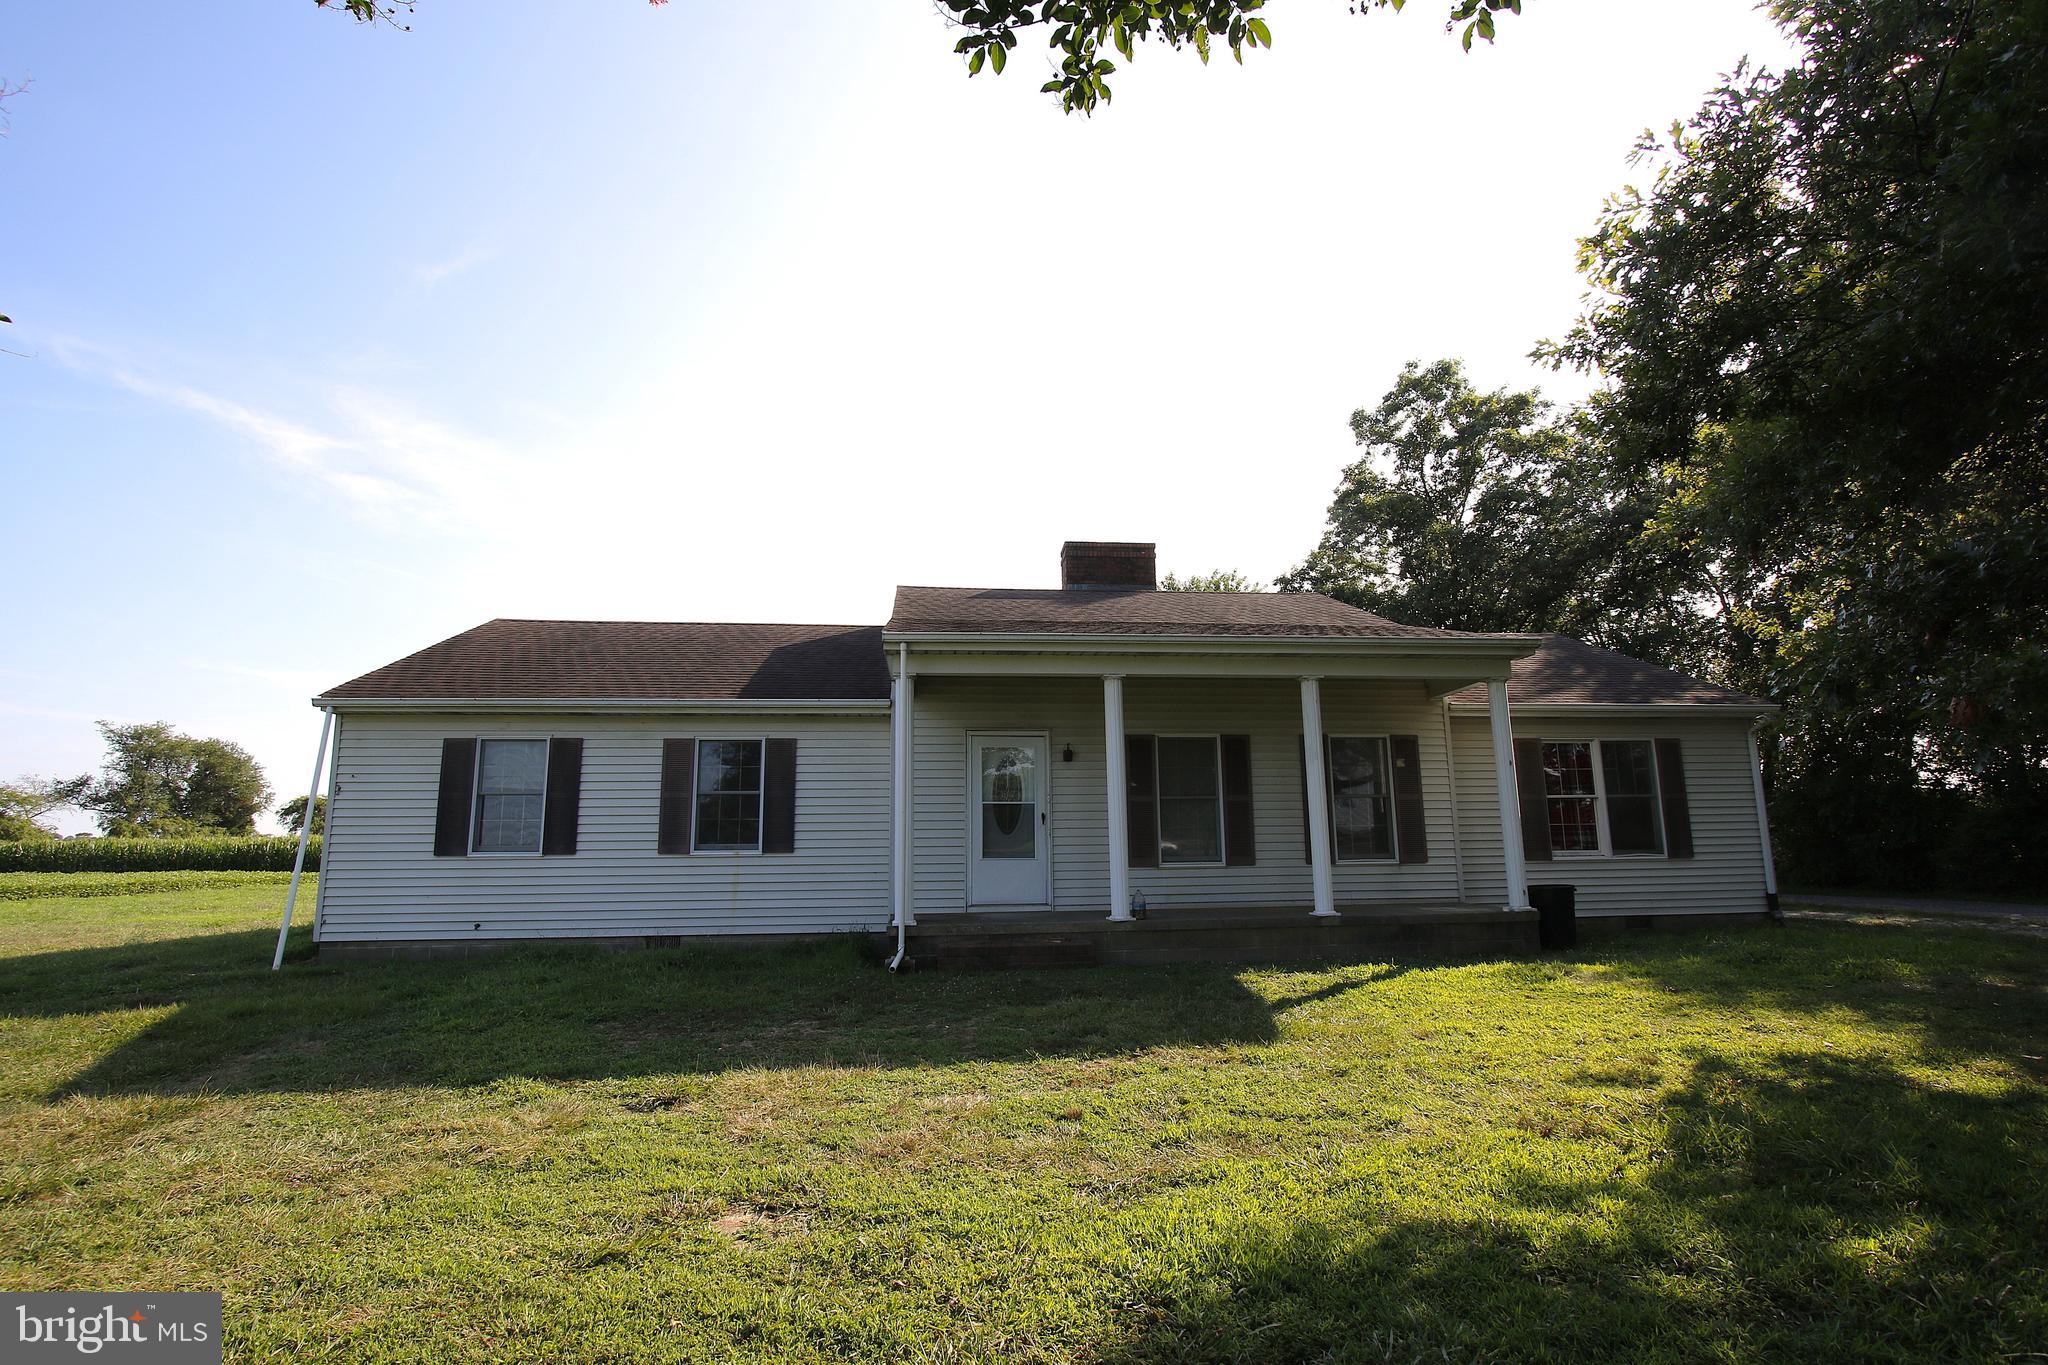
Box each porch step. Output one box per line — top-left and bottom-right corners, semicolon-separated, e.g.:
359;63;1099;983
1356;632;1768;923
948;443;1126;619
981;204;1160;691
879;906;1539;969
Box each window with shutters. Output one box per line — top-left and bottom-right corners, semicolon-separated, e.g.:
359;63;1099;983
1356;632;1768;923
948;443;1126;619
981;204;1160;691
1326;736;1395;861
693;738;764;852
1155;736;1223;865
472;738;548;853
1540;739;1663;857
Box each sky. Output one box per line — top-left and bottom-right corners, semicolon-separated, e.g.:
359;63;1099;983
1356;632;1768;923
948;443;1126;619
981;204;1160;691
0;1;1800;834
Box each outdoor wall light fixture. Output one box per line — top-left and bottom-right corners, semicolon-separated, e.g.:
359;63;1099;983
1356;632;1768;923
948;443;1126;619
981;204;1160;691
1063;743;1075;762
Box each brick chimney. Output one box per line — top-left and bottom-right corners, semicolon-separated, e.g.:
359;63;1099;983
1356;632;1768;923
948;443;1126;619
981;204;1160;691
1060;541;1156;590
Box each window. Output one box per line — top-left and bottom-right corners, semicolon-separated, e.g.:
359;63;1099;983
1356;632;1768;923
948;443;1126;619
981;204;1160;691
979;743;1039;860
1600;740;1665;854
1540;739;1663;856
1156;736;1223;864
1327;736;1395;861
473;738;548;853
693;738;764;852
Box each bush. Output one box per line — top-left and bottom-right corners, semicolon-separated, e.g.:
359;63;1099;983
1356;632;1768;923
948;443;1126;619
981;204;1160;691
0;836;320;874
0;871;299;901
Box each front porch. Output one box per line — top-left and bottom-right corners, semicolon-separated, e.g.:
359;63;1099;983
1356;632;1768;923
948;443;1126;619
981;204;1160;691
882;902;1540;968
883;638;1541;939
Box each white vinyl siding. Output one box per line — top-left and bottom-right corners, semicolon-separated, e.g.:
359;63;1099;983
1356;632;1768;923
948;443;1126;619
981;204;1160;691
317;712;889;942
1450;712;1770;917
909;675;1467;917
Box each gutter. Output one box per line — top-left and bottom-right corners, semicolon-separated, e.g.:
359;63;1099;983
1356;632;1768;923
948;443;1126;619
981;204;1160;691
311;697;891;714
1444;701;1780;718
880;630;1541;656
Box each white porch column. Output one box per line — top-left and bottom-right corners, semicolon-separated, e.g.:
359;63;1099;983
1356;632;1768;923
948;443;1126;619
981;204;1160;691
891;651;916;928
1747;728;1780;905
1300;676;1338;918
1104;674;1131;921
1487;677;1532;911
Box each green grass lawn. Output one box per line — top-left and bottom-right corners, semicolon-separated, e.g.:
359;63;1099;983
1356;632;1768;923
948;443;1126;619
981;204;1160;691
2;882;2044;1363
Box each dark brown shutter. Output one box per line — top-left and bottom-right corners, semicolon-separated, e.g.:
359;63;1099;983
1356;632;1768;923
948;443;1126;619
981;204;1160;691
1298;735;1311;863
433;738;476;857
1514;737;1552;862
541;738;583;855
1389;734;1428;864
657;738;695;854
1221;734;1255;866
1126;734;1159;869
1655;738;1694;859
761;737;797;854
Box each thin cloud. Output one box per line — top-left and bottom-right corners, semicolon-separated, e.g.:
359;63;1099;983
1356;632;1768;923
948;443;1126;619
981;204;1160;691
50;337;547;529
413;244;493;287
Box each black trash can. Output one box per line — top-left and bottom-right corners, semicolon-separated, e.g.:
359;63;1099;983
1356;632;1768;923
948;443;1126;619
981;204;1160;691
1529;883;1577;950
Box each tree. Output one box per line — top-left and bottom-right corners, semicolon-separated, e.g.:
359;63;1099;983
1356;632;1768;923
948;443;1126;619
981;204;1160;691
0;779;64;841
278;794;327;837
60;722;273;837
1544;0;2048;890
1278;359;1722;669
1162;569;1261;592
319;0;1524;113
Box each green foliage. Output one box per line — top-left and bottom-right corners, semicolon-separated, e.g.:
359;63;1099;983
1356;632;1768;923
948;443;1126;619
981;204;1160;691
2;888;2044;1359
1543;0;2048;892
1280;359;1722;670
0;780;63;842
1160;568;1261;592
60;721;273;838
942;1;1521;112
316;0;1522;112
0;870;294;902
278;794;327;836
0;836;318;873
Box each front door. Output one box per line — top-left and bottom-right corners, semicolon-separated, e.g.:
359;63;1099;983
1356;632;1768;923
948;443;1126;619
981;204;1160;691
968;733;1051;907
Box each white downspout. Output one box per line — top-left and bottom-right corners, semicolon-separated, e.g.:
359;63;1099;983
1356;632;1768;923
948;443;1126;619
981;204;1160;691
272;706;333;971
309;710;341;942
889;643;913;971
1747;726;1781;917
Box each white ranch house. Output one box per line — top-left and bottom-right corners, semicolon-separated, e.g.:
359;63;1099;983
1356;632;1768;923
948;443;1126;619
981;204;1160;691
294;542;1779;964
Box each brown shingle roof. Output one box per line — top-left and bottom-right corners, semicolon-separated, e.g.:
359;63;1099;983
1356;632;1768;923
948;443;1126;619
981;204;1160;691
885;586;1494;639
1447;635;1773;708
319;620;891;702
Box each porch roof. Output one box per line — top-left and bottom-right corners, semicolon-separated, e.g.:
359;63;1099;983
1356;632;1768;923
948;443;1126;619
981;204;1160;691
885;585;1508;642
1444;634;1775;711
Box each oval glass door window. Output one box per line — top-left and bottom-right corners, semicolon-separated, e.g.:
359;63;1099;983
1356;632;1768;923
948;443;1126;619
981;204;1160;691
979;744;1037;859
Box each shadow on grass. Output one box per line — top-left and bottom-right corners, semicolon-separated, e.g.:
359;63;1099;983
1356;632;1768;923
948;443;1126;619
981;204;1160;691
2;927;1323;1098
1096;1047;2048;1364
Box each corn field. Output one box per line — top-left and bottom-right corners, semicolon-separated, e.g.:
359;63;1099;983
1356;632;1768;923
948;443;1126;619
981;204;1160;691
0;837;320;874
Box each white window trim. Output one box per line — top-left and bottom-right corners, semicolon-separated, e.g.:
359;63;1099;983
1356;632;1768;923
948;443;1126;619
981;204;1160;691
469;735;551;857
1325;733;1399;865
690;735;768;856
1155;733;1227;868
1543;738;1665;860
